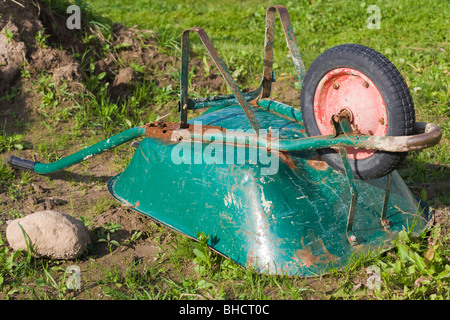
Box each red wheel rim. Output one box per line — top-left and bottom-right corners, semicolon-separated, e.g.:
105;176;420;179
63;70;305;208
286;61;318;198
313;68;388;160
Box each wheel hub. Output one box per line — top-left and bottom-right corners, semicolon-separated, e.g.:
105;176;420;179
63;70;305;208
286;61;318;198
313;68;388;160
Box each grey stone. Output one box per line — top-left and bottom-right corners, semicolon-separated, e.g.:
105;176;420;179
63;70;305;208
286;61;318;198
6;210;90;260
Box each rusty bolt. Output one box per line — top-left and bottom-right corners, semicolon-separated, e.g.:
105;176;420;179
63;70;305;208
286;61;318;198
349;235;357;245
363;81;369;88
333;82;340;90
379;117;385;125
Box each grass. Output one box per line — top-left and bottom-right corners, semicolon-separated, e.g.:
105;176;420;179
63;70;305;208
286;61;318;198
0;0;448;301
85;1;449;99
2;222;448;300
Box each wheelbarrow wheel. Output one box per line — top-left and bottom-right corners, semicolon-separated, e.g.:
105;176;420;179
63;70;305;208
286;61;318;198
300;43;415;180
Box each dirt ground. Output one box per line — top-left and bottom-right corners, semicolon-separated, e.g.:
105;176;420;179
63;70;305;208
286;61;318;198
0;0;448;300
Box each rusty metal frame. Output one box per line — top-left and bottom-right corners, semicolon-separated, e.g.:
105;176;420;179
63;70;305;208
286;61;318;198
142;119;442;156
380;173;393;229
334;114;398;245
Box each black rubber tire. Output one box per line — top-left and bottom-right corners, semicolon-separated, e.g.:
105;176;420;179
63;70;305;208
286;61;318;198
300;44;415;180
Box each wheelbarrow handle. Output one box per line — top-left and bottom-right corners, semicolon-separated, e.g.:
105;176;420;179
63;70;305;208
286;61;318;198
8;126;147;174
362;122;442;152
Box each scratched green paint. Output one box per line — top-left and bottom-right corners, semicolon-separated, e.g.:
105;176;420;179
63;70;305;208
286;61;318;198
108;103;432;276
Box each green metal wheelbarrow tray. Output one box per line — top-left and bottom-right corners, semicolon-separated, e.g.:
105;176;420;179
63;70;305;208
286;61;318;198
8;5;442;276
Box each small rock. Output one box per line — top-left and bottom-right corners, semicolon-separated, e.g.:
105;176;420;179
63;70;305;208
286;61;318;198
52;62;82;83
6;210;90;260
113;67;136;87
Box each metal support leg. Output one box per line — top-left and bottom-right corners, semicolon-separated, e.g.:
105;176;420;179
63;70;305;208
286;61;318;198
332;113;359;245
260;5;307;98
380;173;392;229
179;28;262;133
179;30;191;129
339;147;358;246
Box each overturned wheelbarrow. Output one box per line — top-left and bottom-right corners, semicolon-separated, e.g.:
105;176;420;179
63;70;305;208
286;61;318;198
9;5;442;276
